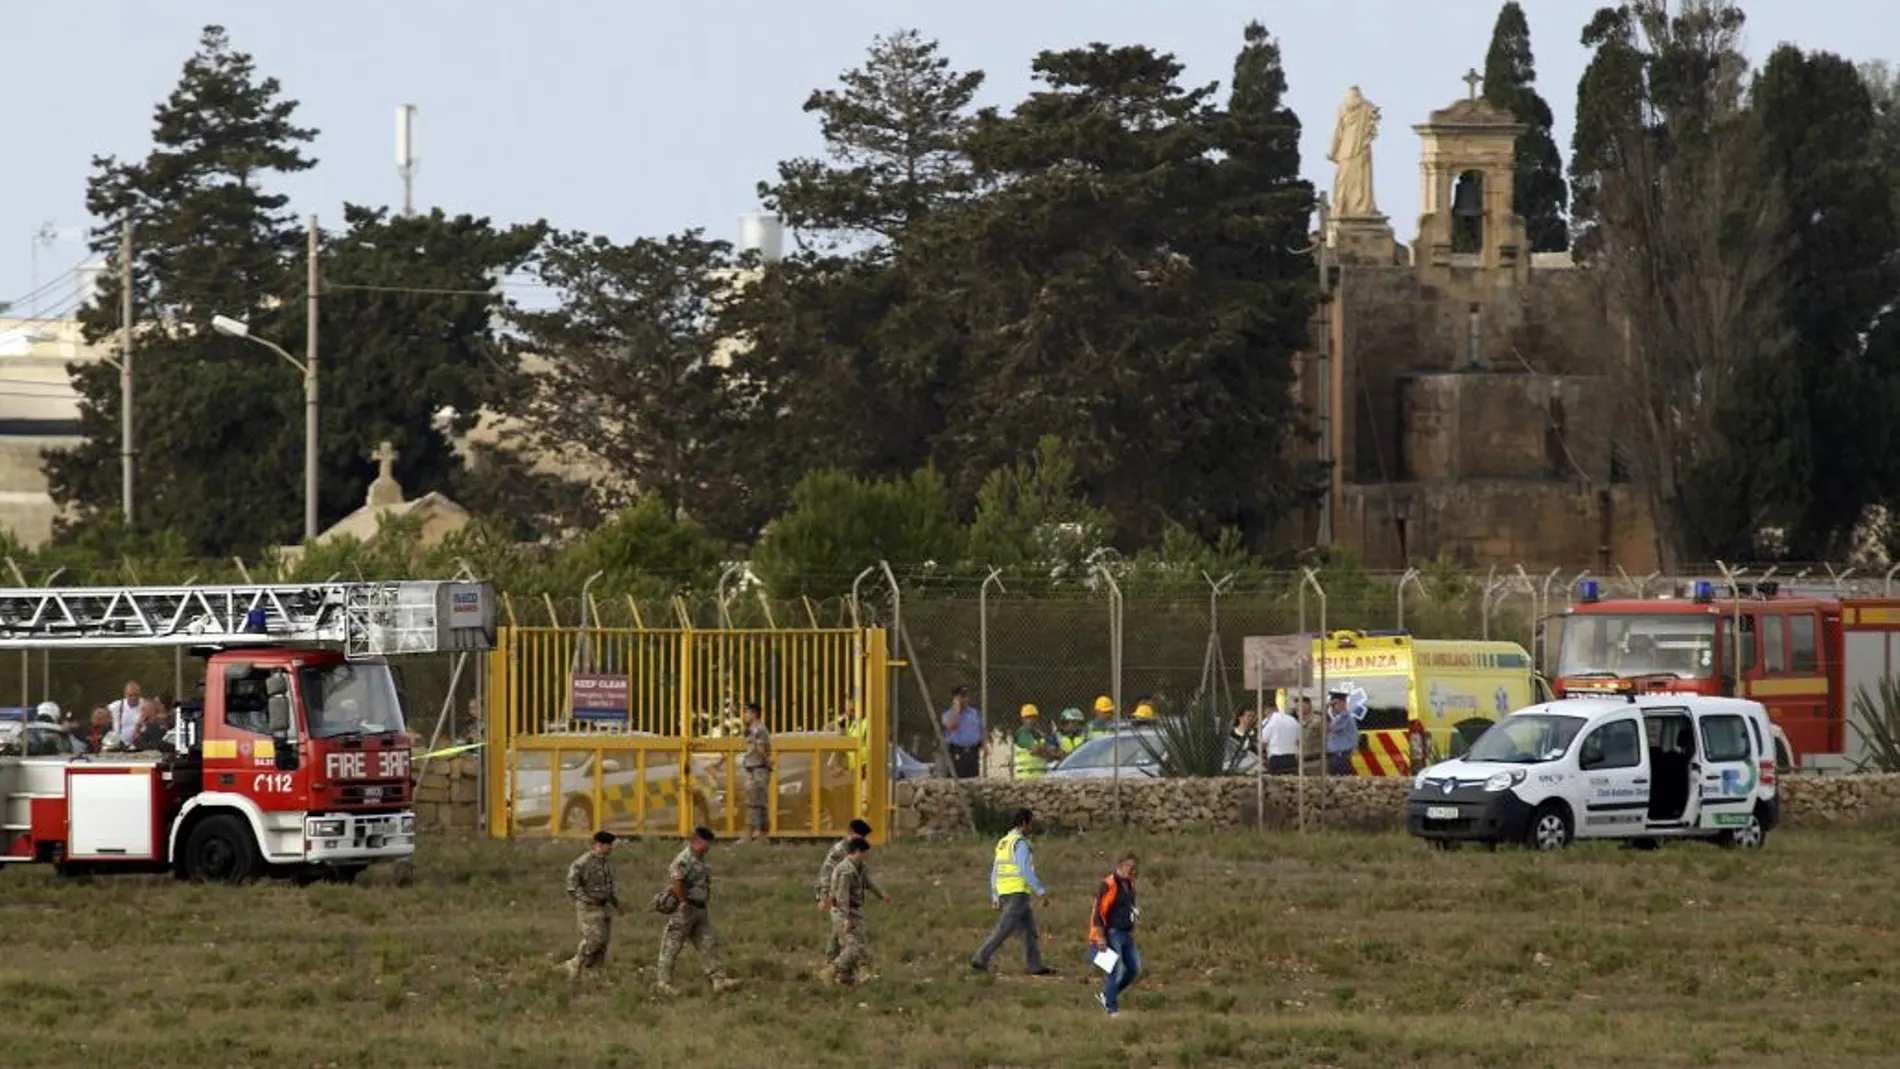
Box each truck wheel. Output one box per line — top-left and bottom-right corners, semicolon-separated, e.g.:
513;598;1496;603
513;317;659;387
1717;810;1767;849
183;815;260;884
1526;804;1573;852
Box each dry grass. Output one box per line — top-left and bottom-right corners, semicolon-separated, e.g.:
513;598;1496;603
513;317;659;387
5;826;1900;1068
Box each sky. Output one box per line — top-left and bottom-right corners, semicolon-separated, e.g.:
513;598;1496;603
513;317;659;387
3;0;1897;316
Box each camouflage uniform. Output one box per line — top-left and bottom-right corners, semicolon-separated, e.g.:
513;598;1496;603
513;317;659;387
563;850;619;975
827;855;876;980
657;845;727;985
817;838;883;966
815;837;851;963
742;719;773;833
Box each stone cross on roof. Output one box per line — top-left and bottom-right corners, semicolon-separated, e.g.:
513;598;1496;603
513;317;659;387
1463;69;1483;100
366;440;404;507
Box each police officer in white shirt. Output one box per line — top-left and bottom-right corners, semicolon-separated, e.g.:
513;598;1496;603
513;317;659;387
1261;700;1302;775
108;680;143;746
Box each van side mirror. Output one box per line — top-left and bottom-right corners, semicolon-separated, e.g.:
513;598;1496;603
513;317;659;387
267;694;291;735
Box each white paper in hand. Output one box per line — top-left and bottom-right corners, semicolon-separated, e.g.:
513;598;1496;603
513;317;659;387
1092;948;1120;974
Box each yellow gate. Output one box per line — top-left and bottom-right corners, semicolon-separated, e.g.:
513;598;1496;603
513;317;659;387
484;623;891;844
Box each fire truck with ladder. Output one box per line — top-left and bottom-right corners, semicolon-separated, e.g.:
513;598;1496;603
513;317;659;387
0;580;495;883
1550;578;1900;773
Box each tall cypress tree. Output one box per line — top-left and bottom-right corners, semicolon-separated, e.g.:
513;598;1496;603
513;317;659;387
49;25;317;554
1482;1;1569;252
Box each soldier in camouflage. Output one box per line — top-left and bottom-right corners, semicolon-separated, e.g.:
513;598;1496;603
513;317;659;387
560;830;621;980
741;700;772;843
657;825;740;995
814;819;878;967
819;837;881;985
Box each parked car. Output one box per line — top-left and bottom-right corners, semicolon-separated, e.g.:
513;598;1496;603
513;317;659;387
1045;727;1260;779
510;730;924;835
1406;694;1781;851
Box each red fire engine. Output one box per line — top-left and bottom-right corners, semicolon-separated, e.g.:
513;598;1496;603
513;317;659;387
1550;578;1900;772
0;580;495;882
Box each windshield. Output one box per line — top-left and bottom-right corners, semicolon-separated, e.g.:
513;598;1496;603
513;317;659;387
1557;613;1715;680
300;662;406;739
1465;714;1585;764
1061;735;1157;769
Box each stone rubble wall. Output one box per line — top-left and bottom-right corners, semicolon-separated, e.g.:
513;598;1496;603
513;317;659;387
896;773;1900;837
410;758;1900;838
412;752;482;832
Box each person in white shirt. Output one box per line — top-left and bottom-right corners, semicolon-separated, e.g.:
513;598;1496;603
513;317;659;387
1261;700;1302;775
108;681;143;746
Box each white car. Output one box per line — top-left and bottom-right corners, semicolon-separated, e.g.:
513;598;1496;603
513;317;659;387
1406;694;1781;851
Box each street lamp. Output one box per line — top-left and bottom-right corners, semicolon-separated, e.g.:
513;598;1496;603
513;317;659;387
211;314;318;541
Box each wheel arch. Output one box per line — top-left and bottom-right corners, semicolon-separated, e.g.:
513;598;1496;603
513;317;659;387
168;792;271;867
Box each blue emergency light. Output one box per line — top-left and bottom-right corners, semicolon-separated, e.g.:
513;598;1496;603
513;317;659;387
242;608;269;634
1578;578;1600;604
1692;580;1714;604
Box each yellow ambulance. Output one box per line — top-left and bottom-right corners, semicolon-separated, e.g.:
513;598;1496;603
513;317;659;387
1275;631;1543;776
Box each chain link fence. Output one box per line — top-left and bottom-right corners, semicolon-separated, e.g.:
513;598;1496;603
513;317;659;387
9;560;1898;757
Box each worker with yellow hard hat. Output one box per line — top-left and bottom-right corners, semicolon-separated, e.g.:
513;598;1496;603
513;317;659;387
1131;700;1157;721
1087;695;1119;740
1011;704;1062;779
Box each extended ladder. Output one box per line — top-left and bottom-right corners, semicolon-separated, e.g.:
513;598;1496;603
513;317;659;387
0;580;497;656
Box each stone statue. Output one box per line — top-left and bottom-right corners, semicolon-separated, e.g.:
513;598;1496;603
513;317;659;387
1328;86;1382;218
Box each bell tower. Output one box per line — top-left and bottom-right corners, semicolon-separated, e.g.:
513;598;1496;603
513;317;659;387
1412;71;1529;281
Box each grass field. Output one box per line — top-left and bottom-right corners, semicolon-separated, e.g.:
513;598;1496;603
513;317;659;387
6;826;1900;1068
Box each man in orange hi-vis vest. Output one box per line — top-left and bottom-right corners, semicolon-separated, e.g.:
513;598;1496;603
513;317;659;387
1088;853;1142;1018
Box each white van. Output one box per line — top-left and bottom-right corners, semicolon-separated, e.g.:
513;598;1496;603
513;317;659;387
1405;694;1781;851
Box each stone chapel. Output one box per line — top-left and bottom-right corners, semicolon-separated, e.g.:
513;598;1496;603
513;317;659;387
1295;78;1660;572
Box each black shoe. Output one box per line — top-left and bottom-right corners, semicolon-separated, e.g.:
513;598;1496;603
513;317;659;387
970;961;986;973
1029;967;1058;976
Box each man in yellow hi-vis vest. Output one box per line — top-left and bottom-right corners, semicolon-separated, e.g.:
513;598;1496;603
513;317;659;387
1011;704;1061;779
1055;707;1089;758
970;809;1056;975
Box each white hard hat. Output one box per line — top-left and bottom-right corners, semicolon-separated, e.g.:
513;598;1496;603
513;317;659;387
35;701;59;722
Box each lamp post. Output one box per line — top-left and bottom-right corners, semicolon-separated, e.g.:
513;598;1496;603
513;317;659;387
211;313;318;540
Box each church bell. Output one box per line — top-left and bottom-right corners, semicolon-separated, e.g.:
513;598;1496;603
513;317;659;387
1451;179;1484;219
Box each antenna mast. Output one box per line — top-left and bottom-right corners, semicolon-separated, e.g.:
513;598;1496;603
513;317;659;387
396;104;419;217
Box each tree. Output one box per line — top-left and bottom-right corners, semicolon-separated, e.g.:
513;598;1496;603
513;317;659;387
50;25;317;555
723;31;986;528
759;29;984;253
1749;47;1900;558
314;206;545;523
1569;2;1785;567
750;468;963;598
501;229;744;533
540;494;727;599
966;435;1112;577
1483;2;1569;252
928;37;1316;545
1859;61;1900;219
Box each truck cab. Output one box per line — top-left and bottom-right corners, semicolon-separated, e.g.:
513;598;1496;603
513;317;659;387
1552;580;1804;769
182;647;416;879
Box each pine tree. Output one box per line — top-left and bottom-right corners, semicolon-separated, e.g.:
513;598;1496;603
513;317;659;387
760;29;984;252
315;206;545;523
49;25;318;555
933;37;1317;545
1750;46;1900;557
502;229;744;531
1482;2;1569;252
